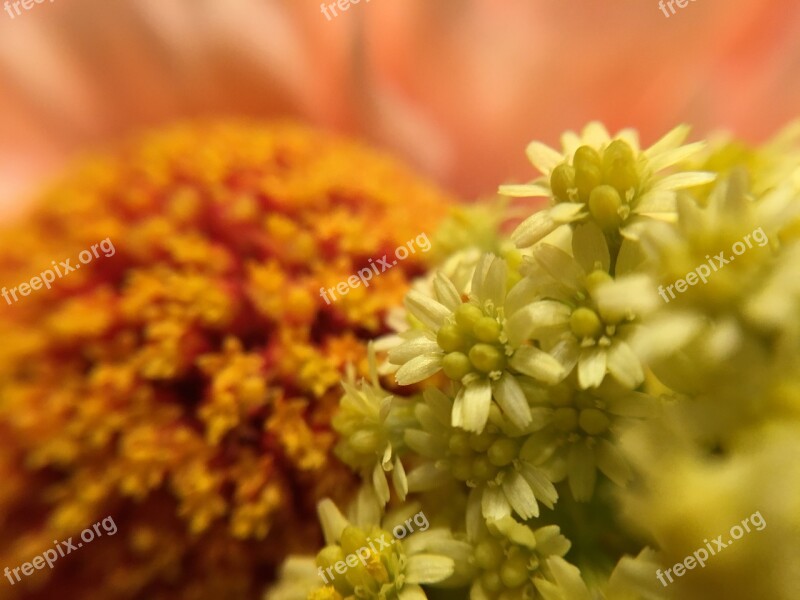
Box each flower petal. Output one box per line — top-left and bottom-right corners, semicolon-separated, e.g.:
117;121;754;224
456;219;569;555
481;485;512;520
519;463;558;509
373;462;390;505
405;555;455;585
546;335;580;376
525;141;565;175
649;171;717;192
532;243;585;292
493;373;532;429
511;204;586;248
577;347;606;389
535;557;592;600
388;333;439;364
405;290;451;330
499;182;552;198
395;353;443;385
392;457;408;500
594;274;659;321
502;470;539;519
511;347;567;385
452;379;492;433
646;140;706;173
582;122;611;147
505;301;571;347
472;254;507;308
644;124;690;158
433;272;463;311
606;340;644;389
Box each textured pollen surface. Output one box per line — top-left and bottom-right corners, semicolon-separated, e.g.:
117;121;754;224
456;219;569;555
0;121;452;599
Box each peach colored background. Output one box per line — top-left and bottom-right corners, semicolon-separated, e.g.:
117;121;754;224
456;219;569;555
1;0;799;214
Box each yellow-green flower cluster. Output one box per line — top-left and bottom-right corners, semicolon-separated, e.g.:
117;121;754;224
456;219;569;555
270;121;800;600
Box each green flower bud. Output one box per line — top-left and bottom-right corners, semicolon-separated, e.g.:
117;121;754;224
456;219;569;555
570;307;603;339
602;140;634;169
603;140;638;193
585;269;613;293
340;526;369;555
438;323;469;352
474;539;505;570
469;343;506;373
481;570;504;593
448;431;472;456
472;456;499;481
588;184;623;229
500;553;530;588
473;316;502;343
488;438;519;466
455;304;484;332
470;432;496;452
576;164;603;200
317;545;345;570
443;351;472;381
550;163;576;201
573;145;602;170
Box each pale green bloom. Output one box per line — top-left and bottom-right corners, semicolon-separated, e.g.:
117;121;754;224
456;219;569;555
633;171;800;393
466;512;571;600
404;388;559;521
333;346;415;505
269;121;800;600
521;380;657;501
501;122;716;246
307;499;470;600
510;226;659;390
388;254;566;433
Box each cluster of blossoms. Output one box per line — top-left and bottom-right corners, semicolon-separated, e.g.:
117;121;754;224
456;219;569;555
270;121;800;600
0;122;453;599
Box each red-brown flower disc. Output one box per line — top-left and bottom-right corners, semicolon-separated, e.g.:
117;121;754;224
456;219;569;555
0;121;453;599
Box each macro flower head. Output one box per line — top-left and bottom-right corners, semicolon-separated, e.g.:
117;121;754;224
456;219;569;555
501;122;716;248
634;170;800;394
521;379;657;502
333;346;417;507
404;388;559;522
268;498;471;600
466;514;571;600
387;254;566;433
509;225;659;390
267;120;800;600
0;121;452;599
